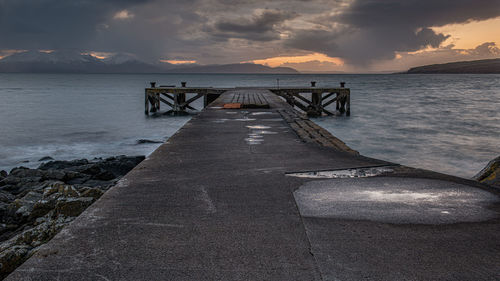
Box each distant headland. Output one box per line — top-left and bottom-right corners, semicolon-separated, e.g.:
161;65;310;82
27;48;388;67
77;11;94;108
406;58;500;74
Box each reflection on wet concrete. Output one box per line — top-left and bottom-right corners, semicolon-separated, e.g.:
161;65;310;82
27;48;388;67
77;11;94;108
245;124;277;145
294;177;499;224
287;166;395;179
246;125;271;129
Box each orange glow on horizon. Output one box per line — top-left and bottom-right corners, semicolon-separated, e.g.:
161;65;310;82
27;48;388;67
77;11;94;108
160;59;197;64
0;49;27;60
81;52;113;59
244;53;344;67
432;17;500;49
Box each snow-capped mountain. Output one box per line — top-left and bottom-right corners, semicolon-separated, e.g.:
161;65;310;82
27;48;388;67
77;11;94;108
0;50;162;73
1;50;101;64
0;50;298;73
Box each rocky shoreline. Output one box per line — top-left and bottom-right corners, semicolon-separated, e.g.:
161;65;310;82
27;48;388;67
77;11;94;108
0;155;144;278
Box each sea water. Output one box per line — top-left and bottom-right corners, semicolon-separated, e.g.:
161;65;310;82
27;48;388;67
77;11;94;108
0;73;499;178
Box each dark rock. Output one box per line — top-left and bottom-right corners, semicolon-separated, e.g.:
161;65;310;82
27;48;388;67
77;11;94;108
11;181;45;196
95;170;116;181
42;170;65;181
1;176;21;186
136;139;163;144
11;192;43;219
0;185;16;193
79;188;104;200
81;179;114;188
0;224;17;237
0;171;7;179
38;156;54;162
29;199;56;220
0;216;70;278
0;191;15;203
9;167;26;175
64;172;92;185
62;171;89;183
38;159;89;171
10;168;43;178
473;156;500;188
43;183;79;198
96;155;145;177
0;202;9;220
0;244;31;278
54;197;94;217
79;164;102;176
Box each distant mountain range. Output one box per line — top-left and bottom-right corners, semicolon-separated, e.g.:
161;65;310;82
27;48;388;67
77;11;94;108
407;58;500;74
0;50;298;74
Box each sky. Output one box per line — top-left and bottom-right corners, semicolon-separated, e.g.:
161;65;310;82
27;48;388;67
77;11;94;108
0;0;499;73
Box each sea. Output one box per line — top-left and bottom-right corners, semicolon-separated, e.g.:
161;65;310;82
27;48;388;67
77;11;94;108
0;73;499;178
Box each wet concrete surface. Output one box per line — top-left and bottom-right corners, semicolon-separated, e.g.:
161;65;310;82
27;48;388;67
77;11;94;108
7;90;500;280
294;177;498;224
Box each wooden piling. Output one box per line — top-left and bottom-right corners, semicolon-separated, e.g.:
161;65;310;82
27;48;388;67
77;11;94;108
144;90;149;115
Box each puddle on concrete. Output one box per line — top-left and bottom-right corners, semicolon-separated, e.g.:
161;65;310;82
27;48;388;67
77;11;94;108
261;118;284;122
248;134;263;138
208;106;223;109
245;124;278;145
246;125;271;129
212;119;229;123
294;177;499;224
245;137;264;144
287;166;395;179
225;111;238;114
234;118;257;121
251;112;275;116
252;130;278;135
215;118;257;123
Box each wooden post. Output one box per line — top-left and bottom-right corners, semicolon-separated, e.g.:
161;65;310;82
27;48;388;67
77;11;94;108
156;93;160;111
144;90;150;115
346;89;350;116
339;94;346;114
178;93;186;110
309;92;322;117
285;92;295;106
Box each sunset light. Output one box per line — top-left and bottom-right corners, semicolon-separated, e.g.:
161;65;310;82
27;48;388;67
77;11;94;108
160;59;197;65
245;53;344;68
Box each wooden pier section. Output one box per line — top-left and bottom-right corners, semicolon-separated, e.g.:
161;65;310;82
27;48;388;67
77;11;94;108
144;83;350;117
8;89;500;280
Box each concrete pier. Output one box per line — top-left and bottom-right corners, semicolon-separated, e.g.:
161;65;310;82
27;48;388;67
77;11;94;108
8;90;500;280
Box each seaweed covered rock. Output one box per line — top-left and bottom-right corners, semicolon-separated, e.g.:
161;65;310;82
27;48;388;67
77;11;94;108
473;156;500;188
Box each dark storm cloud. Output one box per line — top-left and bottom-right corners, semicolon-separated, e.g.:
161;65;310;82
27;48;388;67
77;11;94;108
339;0;500;27
210;10;296;41
286;0;500;64
1;0;500;66
0;0;152;50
